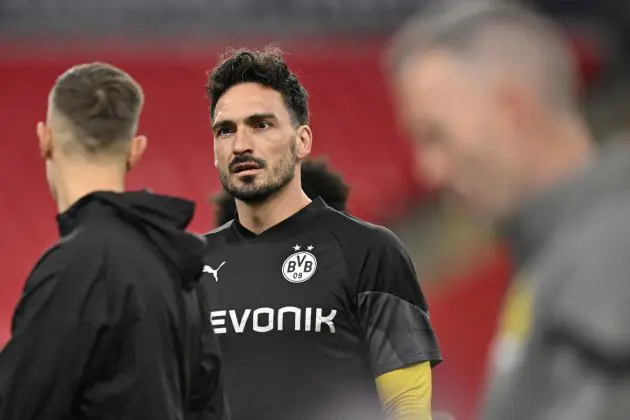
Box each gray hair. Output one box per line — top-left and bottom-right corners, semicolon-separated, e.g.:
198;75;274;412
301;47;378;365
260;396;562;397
387;0;578;110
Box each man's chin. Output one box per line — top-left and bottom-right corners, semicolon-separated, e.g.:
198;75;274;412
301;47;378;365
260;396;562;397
234;192;274;205
226;184;276;204
221;169;294;205
236;174;257;185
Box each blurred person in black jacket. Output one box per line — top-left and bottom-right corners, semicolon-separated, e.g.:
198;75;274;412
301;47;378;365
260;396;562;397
210;157;350;226
0;62;226;420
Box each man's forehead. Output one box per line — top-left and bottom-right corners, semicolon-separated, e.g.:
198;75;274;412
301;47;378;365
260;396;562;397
214;83;286;122
399;51;466;95
398;51;483;117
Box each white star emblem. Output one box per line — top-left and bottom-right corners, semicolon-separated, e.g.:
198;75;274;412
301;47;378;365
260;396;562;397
293;245;301;251
307;245;314;251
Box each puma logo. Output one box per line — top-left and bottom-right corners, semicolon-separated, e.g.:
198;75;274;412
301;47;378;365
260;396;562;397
203;262;226;282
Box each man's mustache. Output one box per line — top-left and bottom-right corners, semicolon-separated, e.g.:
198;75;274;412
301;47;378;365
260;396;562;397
228;155;267;173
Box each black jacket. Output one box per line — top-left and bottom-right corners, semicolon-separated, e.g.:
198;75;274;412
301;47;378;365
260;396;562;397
0;191;226;420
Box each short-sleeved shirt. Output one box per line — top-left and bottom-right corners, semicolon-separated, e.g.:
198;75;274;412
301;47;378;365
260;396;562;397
202;198;441;420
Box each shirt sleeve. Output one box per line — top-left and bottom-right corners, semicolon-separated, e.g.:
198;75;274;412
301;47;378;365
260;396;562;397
355;226;442;377
0;246;108;420
375;362;433;420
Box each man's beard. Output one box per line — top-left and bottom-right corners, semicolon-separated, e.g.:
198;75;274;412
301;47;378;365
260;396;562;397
219;145;297;204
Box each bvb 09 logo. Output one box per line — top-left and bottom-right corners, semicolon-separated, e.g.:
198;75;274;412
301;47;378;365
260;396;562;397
282;245;317;283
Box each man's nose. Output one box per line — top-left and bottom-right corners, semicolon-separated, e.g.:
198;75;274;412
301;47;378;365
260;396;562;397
232;128;254;155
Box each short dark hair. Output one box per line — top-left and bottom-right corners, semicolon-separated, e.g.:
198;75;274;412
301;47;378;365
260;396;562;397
51;62;144;154
211;157;349;226
206;46;309;126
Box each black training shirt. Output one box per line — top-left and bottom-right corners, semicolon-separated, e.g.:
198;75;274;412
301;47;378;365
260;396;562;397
202;198;441;420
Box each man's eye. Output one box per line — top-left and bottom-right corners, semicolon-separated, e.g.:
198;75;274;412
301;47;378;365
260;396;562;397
216;127;233;137
255;121;272;129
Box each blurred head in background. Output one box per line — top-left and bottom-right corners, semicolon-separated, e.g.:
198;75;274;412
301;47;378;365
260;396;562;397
211;157;350;226
36;62;146;213
207;47;312;206
388;0;593;224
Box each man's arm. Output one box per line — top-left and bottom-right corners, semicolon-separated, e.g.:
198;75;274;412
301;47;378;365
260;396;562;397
0;246;107;420
376;362;433;419
355;226;442;419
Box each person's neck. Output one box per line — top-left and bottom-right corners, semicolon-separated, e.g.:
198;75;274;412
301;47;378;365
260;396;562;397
55;162;126;214
235;181;311;235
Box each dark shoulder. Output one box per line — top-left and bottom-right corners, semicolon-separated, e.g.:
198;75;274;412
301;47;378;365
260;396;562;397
26;226;110;292
59;215;161;266
63;222;128;261
538;195;630;353
316;208;406;254
537;195;630;304
78;217;148;254
203;220;234;243
552;194;630;267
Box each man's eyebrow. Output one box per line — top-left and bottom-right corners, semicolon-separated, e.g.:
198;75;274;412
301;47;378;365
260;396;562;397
245;113;277;122
211;119;232;131
212;113;278;131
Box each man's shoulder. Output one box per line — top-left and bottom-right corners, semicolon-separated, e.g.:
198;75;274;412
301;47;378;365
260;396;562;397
203;220;234;241
58;225;112;256
537;194;630;357
26;227;111;292
550;193;630;263
316;208;406;253
81;219;152;255
537;194;630;293
60;218;163;267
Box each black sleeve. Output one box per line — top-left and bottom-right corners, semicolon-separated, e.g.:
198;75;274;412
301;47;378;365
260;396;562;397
355;226;442;377
0;247;108;420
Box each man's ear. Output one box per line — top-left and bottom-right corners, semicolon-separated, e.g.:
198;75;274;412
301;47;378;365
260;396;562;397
37;121;52;160
127;135;148;171
296;125;313;159
494;78;541;142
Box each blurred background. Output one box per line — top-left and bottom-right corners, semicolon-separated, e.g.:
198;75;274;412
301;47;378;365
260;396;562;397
1;0;629;418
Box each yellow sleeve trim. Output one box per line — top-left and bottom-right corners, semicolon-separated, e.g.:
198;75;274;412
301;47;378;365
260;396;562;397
375;362;432;420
